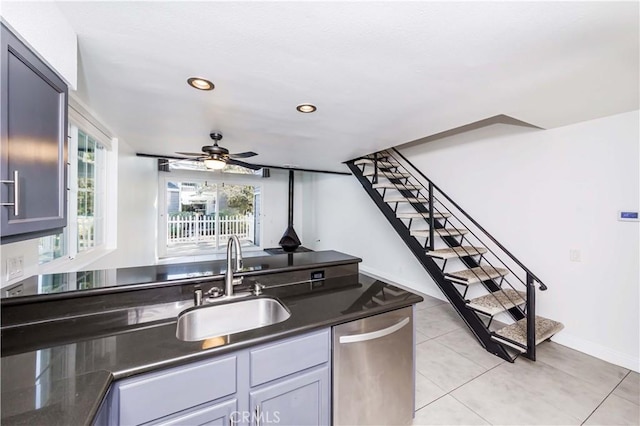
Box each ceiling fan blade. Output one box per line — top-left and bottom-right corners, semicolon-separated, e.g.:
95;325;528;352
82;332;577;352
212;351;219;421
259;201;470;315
137;153;195;160
175;151;206;157
230;151;258;159
227;158;262;170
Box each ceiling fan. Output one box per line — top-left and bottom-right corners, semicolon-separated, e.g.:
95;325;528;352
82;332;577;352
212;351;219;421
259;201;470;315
174;132;261;170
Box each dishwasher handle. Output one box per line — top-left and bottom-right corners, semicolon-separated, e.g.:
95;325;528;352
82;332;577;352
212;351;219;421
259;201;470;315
339;317;410;344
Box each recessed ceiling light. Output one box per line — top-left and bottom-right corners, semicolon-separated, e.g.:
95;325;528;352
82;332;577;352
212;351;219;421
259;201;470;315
296;103;317;113
187;77;214;91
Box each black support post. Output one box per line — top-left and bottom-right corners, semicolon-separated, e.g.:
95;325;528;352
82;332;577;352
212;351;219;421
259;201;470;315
373;152;379;184
428;182;434;251
525;273;536;361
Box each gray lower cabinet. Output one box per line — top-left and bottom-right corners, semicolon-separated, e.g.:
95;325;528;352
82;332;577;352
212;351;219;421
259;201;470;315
249;366;330;426
152;398;237;426
116;355;237;425
101;329;331;426
0;24;68;242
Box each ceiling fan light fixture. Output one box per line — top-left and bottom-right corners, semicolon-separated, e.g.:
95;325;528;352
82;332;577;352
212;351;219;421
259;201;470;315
187;77;215;91
296;103;316;113
204;158;226;170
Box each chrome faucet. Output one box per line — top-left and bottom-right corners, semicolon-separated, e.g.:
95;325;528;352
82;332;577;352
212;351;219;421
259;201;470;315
225;235;243;297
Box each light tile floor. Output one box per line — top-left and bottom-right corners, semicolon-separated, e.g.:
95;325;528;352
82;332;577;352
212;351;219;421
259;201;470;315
411;294;640;426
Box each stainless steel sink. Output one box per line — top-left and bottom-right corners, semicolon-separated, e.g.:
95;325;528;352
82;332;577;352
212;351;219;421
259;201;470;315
176;297;291;342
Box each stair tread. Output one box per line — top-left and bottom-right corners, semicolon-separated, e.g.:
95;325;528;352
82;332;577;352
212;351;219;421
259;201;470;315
493;316;564;352
467;289;526;316
372;183;419;190
397;212;452;220
363;170;409;178
366;153;392;159
445;266;509;284
385;196;428;203
426;245;487;259
354;158;398;168
411;228;469;237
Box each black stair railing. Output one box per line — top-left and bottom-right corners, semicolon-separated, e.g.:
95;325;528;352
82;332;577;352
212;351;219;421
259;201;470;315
392;149;548;286
349;160;514;362
361;153;530;323
351;148;550;361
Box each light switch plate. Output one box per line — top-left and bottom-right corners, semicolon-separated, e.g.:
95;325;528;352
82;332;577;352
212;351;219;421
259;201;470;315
569;249;581;262
6;255;24;280
6;283;24;297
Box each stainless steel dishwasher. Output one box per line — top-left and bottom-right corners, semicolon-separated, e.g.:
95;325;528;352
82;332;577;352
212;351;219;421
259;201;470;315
333;306;414;425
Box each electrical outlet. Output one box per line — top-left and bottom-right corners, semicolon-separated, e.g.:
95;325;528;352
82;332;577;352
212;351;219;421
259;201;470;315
6;283;23;297
569;249;581;262
6;255;24;280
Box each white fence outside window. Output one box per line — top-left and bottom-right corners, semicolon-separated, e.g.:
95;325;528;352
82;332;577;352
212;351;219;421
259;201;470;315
167;214;254;246
78;216;96;251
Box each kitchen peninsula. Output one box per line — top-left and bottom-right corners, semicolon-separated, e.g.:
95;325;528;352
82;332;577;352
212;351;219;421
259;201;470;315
1;250;422;425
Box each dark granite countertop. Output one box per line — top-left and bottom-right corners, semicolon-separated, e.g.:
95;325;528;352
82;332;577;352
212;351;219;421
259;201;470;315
1;273;422;426
2;250;361;301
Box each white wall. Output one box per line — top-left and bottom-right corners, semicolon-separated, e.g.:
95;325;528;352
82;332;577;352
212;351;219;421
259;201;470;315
308;110;639;371
303;172;432;289
0;1;77;88
83;141;158;270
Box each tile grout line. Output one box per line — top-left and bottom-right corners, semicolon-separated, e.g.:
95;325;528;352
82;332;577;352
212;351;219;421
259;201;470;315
438;334;507;371
504;356;612;425
416;322;463;344
449;394;494;425
580;370;631;425
423;323;508;372
535;346;632;395
415;360;505;423
414;370;447;411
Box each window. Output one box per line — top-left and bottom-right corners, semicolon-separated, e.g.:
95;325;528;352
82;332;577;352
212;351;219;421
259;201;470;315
38;108;115;267
76;129;107;251
38;232;65;264
159;175;261;257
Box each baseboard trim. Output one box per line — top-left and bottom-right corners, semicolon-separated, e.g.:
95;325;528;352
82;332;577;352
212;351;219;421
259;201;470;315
551;333;639;372
360;264;639;373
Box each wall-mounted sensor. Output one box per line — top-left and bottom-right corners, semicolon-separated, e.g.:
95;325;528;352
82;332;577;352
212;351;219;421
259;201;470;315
618;211;639;222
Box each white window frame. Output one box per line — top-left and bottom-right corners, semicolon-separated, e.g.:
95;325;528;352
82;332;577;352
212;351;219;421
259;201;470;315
38;99;118;273
157;169;264;259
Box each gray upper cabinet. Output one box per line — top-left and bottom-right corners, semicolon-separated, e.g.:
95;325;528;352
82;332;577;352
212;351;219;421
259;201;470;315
1;24;67;243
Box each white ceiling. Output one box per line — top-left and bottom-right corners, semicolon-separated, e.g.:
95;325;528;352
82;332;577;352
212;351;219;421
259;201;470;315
55;1;639;172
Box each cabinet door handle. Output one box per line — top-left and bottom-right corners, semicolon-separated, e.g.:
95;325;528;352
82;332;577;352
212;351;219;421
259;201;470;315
255;404;261;426
1;170;19;216
339;317;410;344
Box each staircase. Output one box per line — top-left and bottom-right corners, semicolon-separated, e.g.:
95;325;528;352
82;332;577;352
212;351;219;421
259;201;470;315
347;149;563;362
